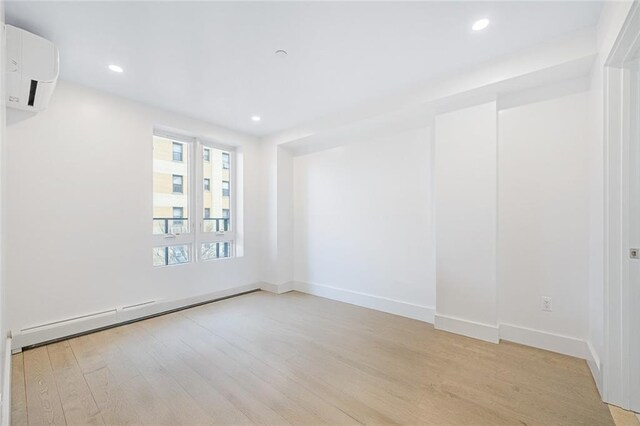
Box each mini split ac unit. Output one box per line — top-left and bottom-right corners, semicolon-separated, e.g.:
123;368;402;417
6;24;59;112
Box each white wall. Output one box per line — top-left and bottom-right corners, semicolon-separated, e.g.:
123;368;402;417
434;102;498;342
5;81;265;341
292;127;435;320
498;92;590;340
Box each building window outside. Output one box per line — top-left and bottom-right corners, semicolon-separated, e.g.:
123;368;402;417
204;178;210;191
203;148;210;162
172;207;184;231
204;208;210;219
173;174;183;193
222;180;230;197
172;142;183;162
222;152;230;169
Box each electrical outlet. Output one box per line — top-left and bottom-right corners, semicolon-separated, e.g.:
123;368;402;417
542;296;552;312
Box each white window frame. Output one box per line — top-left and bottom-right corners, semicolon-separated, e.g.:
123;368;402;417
153;131;196;266
196;139;236;261
153;129;237;266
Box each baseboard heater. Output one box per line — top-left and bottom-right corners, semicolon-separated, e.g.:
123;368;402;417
13;285;260;351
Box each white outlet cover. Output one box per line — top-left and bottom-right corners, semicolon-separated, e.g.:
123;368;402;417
541;296;552;312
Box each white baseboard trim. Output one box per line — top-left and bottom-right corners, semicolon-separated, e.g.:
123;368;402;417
586;340;603;396
260;281;294;294
2;334;12;426
286;282;596;369
434;314;500;343
499;323;588;359
11;283;260;350
293;281;435;323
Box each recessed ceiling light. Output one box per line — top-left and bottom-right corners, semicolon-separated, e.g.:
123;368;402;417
251;116;261;122
472;18;490;32
108;64;124;73
275;49;288;57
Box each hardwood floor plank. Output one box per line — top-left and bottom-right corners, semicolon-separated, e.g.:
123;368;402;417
23;346;66;426
115;321;290;425
102;326;216;426
142;313;360;425
47;341;104;425
12;353;28;426
83;367;142;426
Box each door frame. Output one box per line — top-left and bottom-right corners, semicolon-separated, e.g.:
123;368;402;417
604;0;640;411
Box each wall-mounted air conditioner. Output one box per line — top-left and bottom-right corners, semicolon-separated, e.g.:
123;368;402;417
5;24;59;112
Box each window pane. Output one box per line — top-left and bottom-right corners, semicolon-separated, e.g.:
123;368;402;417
172;175;183;193
203;146;231;233
153;244;190;266
154;136;189;234
172;142;183;161
201;242;233;261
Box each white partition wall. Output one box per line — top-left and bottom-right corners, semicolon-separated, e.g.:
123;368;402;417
434;102;498;343
498;92;590;345
292;127;436;321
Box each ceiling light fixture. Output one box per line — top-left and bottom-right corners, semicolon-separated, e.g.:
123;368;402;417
472;18;490;31
251;115;261;122
108;64;124;73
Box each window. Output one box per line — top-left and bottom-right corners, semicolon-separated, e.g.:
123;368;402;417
201;242;233;261
172;175;183;193
154;134;192;261
153;132;236;266
201;144;235;250
172;142;183;162
153;245;190;266
172;207;184;231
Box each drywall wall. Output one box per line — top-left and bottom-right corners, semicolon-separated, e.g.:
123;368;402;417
292;127;435;320
498;91;590;341
262;142;294;287
434;101;498;342
5;80;265;342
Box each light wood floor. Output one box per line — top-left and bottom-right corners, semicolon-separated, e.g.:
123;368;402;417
12;290;613;425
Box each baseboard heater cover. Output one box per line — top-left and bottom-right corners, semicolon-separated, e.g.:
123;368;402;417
13;284;260;350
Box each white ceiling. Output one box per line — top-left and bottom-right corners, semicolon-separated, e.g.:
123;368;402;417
6;1;603;137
